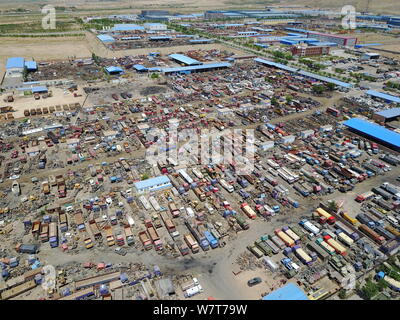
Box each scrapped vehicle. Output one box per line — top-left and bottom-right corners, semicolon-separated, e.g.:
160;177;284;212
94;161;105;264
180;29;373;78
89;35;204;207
247;277;262;287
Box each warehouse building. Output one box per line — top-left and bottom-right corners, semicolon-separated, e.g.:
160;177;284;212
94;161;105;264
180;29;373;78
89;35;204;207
373;108;400;123
290;45;330;57
262;283;309;300
161;62;231;75
134;176;172;194
366;90;400;104
112;24;145;32
168;54;202;66
5;57;25;77
254;58;353;88
104;66;124;75
361;52;380;60
308;32;357;47
97;34;115;43
143;23;167;31
343;118;400;152
25;61;37;72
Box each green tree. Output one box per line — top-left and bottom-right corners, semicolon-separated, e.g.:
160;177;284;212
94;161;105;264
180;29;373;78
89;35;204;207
338;289;347;299
312;84;325;94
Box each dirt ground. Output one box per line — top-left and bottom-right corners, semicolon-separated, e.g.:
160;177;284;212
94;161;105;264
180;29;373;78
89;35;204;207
0;37;91;76
1;0;399;15
0;87;86;118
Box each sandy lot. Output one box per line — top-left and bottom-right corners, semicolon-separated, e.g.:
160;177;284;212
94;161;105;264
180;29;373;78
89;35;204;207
0;87;86;118
0;36;91;76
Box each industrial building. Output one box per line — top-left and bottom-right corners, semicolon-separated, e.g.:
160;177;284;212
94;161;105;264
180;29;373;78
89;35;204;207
308;32;357;47
366;90;400;104
104;66;124;75
262;283;309;300
5;57;25;77
24;61;37;72
168;54;202;66
290;45;331;57
254;58;353;88
343;118;400;152
97;35;115;43
161;62;231;75
373;108;400;123
112;24;145;32
361;52;380;60
143;23;167;31
284;28;357;46
134;176;172;194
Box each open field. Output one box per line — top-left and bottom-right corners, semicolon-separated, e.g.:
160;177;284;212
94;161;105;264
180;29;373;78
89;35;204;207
0;36;90;75
0;0;399;14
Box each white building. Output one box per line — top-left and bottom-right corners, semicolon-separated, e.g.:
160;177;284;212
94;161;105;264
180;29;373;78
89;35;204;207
144;23;167;31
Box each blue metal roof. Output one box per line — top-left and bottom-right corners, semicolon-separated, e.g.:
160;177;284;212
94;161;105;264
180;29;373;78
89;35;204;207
133;64;147;71
262;283;309;300
355;43;383;48
25;61;37;70
309;41;338;47
284;27;310;33
121;36;141;40
149;36;171;40
6;57;25;69
113;24;145;31
376;107;400;119
254;58;298;72
254;58;352;88
105;66;123;74
366;90;400;103
134;175;171;190
343;118;400;148
297;70;353;88
189;39;213;43
97;34;115;42
161;62;231;74
18;86;48;93
169;54;202;66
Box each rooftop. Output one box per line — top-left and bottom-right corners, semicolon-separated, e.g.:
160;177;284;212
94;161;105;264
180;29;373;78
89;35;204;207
262;283;309;300
97;34;115;42
161;62;231;74
168;53;202;66
375;107;400;119
6;57;25;69
343;118;400;148
134;176;171;190
367;90;400;103
113;24;145;31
